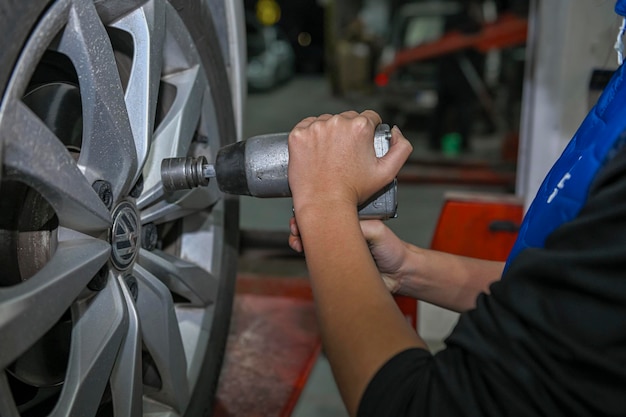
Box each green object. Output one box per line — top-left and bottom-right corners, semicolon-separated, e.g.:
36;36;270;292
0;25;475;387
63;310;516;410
442;132;461;156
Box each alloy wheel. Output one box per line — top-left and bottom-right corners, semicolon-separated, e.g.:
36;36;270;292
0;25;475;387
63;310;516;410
0;0;238;416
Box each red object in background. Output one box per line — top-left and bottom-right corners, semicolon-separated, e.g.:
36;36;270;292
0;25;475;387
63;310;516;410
395;295;418;330
374;72;389;87
430;191;523;261
378;12;528;79
398;159;516;188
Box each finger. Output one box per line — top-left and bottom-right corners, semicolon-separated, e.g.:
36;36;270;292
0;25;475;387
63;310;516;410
292;114;338;141
289;217;303;252
289;216;300;237
360;109;383;128
293;116;319;130
381;275;400;294
359;220;386;243
305;114;334;131
289;234;303;253
338;110;360;119
293;112;336;129
378;125;413;182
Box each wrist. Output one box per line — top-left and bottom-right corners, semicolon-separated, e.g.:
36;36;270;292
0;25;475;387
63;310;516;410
394;245;428;297
292;197;358;223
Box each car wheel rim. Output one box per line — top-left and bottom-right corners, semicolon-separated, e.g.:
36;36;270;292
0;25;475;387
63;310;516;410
0;0;233;416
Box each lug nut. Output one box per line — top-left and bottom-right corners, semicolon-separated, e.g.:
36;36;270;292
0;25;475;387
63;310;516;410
124;275;139;301
142;222;158;251
93;180;113;209
88;265;109;291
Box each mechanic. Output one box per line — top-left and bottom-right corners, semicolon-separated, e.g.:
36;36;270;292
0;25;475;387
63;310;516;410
285;3;626;416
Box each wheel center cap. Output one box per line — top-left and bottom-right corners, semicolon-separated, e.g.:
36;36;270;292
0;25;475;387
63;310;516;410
111;202;140;270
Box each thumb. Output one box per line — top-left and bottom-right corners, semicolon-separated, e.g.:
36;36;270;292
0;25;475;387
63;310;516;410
360;220;387;243
378;125;413;181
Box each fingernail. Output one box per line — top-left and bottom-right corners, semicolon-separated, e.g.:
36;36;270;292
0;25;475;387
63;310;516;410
290;223;297;236
392;125;402;135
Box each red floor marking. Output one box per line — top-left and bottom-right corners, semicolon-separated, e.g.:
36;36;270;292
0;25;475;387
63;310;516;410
213;277;321;417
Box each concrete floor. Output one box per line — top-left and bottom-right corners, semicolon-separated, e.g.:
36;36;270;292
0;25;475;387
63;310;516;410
239;75;509;416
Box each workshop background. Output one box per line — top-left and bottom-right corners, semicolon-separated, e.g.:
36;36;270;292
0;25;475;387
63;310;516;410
238;0;528;415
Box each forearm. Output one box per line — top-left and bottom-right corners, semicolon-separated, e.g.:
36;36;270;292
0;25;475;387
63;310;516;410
397;244;503;312
297;203;426;416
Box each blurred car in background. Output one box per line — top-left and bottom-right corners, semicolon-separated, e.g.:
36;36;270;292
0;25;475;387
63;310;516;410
375;2;463;125
247;15;296;91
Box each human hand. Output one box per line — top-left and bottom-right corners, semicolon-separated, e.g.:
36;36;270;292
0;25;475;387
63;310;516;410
358;220;410;294
289;216;410;294
287;111;412;216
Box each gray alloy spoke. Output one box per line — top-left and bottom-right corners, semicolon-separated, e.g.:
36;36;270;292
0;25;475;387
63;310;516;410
50;281;127;417
140;183;222;225
0;0;71;106
111;0;165;185
0;372;20;417
58;226;97;242
139;198;194;225
110;275;143;417
138;67;207;209
137;249;218;307
178;210;222;273
0;237;110;369
57;0;137;201
133;264;190;412
3;102;111;232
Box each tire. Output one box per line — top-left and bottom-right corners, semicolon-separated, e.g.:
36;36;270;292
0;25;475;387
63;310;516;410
0;1;239;416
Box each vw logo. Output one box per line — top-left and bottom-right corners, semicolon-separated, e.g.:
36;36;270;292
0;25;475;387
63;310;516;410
111;202;140;270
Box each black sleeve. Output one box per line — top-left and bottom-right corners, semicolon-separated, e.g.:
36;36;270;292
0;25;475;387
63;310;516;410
358;146;626;417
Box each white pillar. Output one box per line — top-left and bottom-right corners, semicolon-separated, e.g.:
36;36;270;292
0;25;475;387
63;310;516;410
517;0;620;207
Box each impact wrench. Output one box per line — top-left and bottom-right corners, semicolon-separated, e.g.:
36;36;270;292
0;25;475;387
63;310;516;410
160;124;397;220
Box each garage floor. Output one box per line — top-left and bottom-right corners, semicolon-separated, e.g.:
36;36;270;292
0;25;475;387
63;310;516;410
239;75;509;416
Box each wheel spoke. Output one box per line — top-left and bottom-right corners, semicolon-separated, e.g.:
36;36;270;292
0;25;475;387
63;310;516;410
57;0;137;200
111;0;165;184
2;102;111;232
0;237;110;369
140;183;222;225
139;67;207;208
0;0;71;105
50;281;127;417
133;264;190;412
137;249;218;306
110;275;143;417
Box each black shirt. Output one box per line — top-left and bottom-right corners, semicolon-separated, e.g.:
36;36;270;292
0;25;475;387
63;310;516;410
358;145;626;417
